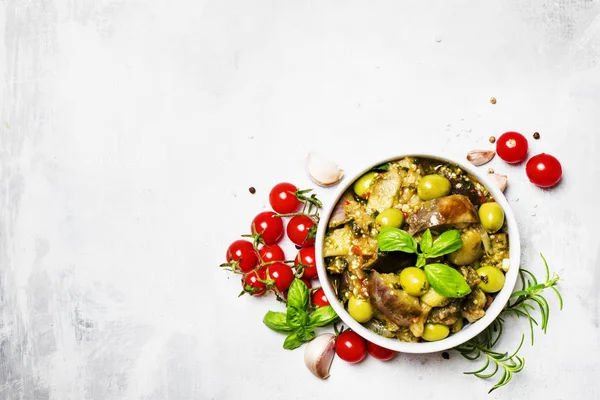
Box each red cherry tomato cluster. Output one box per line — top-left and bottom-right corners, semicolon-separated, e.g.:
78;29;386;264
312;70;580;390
335;329;397;363
221;182;323;298
494;131;563;188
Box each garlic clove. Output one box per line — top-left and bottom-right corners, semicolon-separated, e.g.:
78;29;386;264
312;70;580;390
306;151;344;187
304;333;336;379
488;173;508;192
466;150;496;166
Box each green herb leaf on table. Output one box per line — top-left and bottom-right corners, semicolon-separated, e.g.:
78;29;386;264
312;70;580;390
309;305;339;327
426;230;463;258
287;278;309;310
287;306;309;327
420;229;433;254
283;331;305;350
263;311;294;333
424;263;471;298
377;227;418;253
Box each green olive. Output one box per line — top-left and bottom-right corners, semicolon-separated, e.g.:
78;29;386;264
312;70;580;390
477;266;505;293
399;267;429;296
479;202;505;233
348;296;374;323
422;323;450;342
353;172;378;198
376;208;405;228
417;174;452;200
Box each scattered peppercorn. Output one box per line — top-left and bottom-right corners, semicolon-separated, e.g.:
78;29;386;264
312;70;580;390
488;168;494;174
533;132;540;139
249;187;256;194
490;97;497;104
442;352;450;359
489;136;496;143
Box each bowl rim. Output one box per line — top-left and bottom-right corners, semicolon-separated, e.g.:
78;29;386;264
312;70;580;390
315;153;521;354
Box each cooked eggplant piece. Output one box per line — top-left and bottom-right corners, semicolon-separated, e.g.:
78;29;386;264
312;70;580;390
396;327;419;343
450;177;484;207
407;194;480;235
461;288;487;323
365;318;399;338
323;225;353;257
367;168;402;213
409;303;432;337
367;271;422;326
458;265;482;288
328;192;354;229
367;251;418;274
428;299;462;326
447;228;484;266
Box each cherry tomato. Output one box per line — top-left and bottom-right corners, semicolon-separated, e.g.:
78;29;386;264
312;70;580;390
526;153;563;188
226;240;258;273
335;331;367;363
258;244;285;263
269;182;301;214
251;211;284;244
287;215;315;247
294;246;318;280
312;288;330;307
301;278;313;289
496;131;529;163
242;267;266;296
267;262;295;292
367;341;397;361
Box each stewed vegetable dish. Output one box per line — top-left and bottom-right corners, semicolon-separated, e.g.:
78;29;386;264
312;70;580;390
324;157;510;343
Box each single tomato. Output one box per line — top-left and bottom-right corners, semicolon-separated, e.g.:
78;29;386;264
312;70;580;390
226;240;258;273
496;131;529;163
258;244;285;263
287;215;315;247
251;211;284;244
267;262;295;292
526;153;562;188
242;267;266;296
312;288;330;307
367;341;397;361
335;331;367;363
294;246;318;280
269;182;301;214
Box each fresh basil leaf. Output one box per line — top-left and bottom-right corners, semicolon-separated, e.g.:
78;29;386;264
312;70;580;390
263;311;294;333
283;331;304;350
377;227;418;253
287;306;308;327
287;278;309;311
427;230;463;258
308;305;339;327
420;229;433;254
416;254;427;268
424;263;471;298
296;327;316;342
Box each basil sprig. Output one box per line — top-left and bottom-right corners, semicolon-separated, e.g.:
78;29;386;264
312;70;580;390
263;279;339;349
377;227;470;298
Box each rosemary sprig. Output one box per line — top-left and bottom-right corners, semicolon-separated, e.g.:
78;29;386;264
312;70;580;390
453;253;563;393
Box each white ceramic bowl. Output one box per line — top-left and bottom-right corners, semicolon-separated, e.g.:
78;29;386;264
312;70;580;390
315;153;520;354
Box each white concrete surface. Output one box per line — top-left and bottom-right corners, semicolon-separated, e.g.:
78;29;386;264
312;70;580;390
1;0;599;399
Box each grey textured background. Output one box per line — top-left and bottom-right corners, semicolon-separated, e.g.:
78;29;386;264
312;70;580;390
1;0;599;399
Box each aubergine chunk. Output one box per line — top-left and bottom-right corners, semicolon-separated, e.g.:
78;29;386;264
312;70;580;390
328;192;355;229
459;265;482;289
461;288;487;323
367;271;422;326
428;299;463;326
367;251;418;274
409;303;432;338
367;168;402;213
407;194;480;235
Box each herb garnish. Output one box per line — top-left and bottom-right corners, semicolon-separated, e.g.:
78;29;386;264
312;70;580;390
377;227;470;297
263;279;339;349
454;253;563;392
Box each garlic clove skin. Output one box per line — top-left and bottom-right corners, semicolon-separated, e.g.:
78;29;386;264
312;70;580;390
488;173;508;192
304;333;336;379
306;151;344;187
466;150;496;166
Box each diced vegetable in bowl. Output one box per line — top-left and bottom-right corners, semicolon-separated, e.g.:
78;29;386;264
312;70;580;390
315;154;520;353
